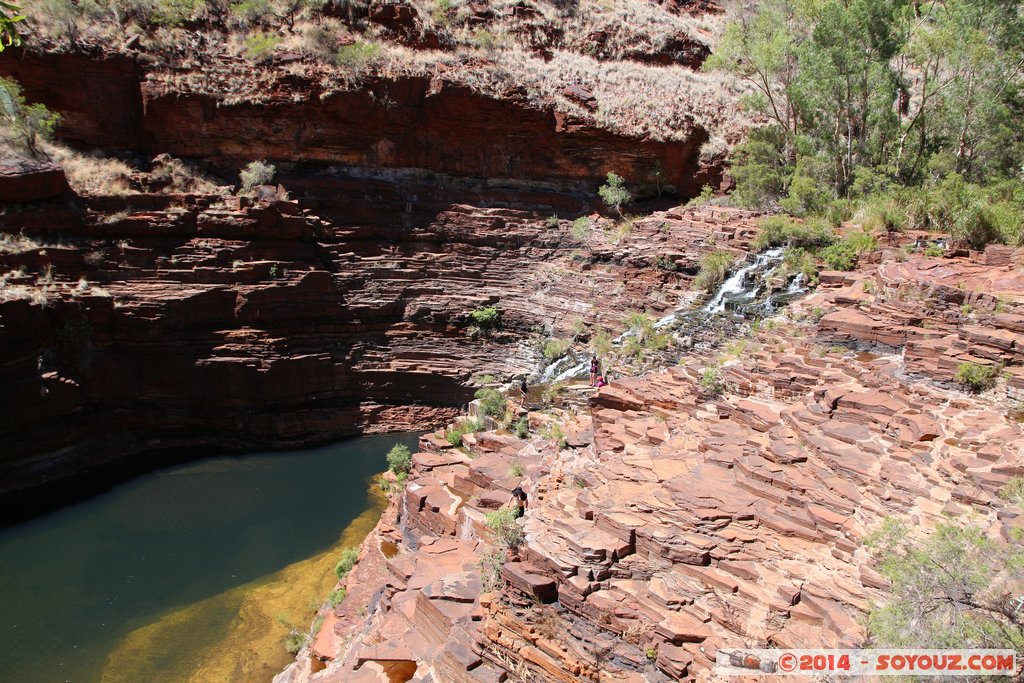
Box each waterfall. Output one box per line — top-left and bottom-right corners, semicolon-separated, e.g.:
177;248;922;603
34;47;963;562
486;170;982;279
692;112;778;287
459;511;474;541
533;247;803;380
702;248;784;314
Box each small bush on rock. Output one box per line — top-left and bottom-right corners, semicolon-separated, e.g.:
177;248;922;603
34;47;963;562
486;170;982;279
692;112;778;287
956;362;1001;393
474;387;505;418
485;507;524;549
239;160;275;192
599;172;631;217
386;444;412;475
334;546;359;580
693;250;735;294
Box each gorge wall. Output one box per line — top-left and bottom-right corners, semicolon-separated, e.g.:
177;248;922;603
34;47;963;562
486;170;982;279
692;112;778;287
0;49;723;195
0;159;746;500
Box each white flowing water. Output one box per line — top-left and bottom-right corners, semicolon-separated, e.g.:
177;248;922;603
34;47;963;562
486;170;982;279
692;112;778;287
702;248;785;314
533;247;801;381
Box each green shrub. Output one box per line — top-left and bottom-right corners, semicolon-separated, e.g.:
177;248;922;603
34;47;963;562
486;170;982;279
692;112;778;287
485;507;524;548
752;216;836;251
998;477;1024;508
334;547;359;580
780;247;818;284
544;214;559;228
955;362;1001;392
726;127;791;210
924;243;945;257
866;520;1024;650
386;444;412;475
244;32;279;61
474;387;506;418
239;160;275;192
446;418;483;447
327;586;347;607
0;77;62;159
598;172;631;216
780;157;833;216
468;306;500;329
508;460;523;477
514;416;528;439
0;2;24;51
283;629;309;655
540;422;567;449
622;311;671;359
571;217;591;240
699;366;723;396
692;250;735;293
820;231;876;271
591;328;612;357
542;337;571;360
152;0;203;25
335;41;381;74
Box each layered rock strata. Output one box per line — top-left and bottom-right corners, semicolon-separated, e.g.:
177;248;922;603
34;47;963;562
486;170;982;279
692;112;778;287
0;177;759;495
283;246;1023;682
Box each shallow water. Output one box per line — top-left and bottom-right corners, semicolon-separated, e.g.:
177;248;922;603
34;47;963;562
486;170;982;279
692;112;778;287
0;433;418;683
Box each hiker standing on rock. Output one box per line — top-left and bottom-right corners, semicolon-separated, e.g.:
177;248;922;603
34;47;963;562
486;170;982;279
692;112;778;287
509;486;528;519
589;354;600;386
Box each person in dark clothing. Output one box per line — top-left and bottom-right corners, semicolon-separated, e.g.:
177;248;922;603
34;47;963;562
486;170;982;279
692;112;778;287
519;378;528;405
589;355;600;386
509;486;528;519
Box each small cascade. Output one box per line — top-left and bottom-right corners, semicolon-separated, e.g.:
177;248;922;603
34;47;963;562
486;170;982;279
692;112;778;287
702;248;785;314
532;248;809;380
459;510;475;541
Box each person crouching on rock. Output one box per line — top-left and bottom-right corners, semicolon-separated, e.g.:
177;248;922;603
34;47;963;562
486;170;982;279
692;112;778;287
509;486;528;519
589;355;600;386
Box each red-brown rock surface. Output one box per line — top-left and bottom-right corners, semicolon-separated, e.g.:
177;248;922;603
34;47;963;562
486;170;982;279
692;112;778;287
278;246;1023;683
0;50;723;198
0;189;759;495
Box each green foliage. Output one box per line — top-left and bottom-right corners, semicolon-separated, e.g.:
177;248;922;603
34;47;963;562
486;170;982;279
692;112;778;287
623;311;671;359
688;184;715;206
327;586;347;607
244;32;279;61
544;214;559;228
709;0;1024;247
239;160;275;192
513;416;528;439
590;328;612;358
468;305;500;329
474;387;506;418
540;422;567;450
152;0;203;26
571;217;591;240
780;247;819;284
752;216;836;252
924;243;945;258
335;41;381;76
508;460;523;477
485;507;524;549
283;629;309;655
542;337;571;361
956;362;1002;392
726;127;793;210
0;1;25;51
446;418;483;447
867;520;1024;650
820;231;876;271
998;477;1024;508
699;366;723;397
333;547;359;580
598;172;631;216
386;443;412;475
692;250;735;293
0;77;61;159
